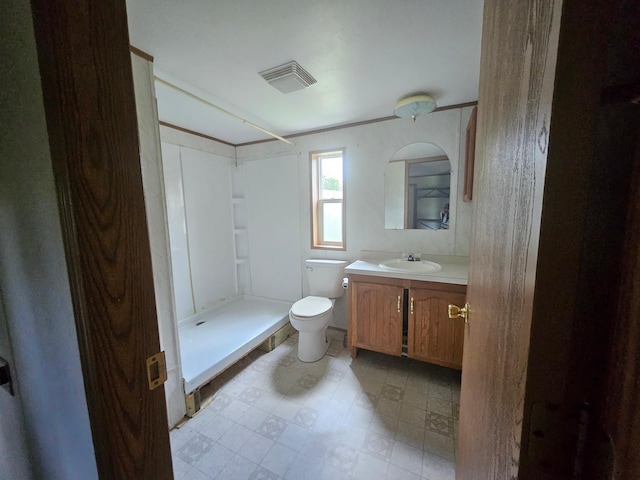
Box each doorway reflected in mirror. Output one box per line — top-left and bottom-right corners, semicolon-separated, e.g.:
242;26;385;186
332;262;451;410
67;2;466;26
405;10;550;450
385;142;451;230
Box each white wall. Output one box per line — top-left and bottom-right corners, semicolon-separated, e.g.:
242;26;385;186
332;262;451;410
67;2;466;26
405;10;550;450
181;147;237;311
158;107;474;331
159;107;474;330
235;107;475;328
161;142;195;319
0;0;98;477
233;155;303;301
160;128;238;321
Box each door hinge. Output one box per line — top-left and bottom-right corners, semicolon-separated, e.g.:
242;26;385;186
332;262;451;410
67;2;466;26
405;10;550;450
146;351;167;390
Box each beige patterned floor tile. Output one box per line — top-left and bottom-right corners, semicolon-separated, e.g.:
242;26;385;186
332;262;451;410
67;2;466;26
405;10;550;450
426;411;454;438
395;420;425;449
390;440;424;476
376;398;401;419
384;371;409;389
403;390;428;411
176;432;214;464
257;414;287;440
200;414;235;441
423;430;455;461
238;386;263;405
404;377;430;395
293;405;319;428
428;383;452;401
399;404;427;425
277;355;297;367
327;444;359;474
363;431;395;460
209;392;232;413
427;397;453;417
261;443;298;477
278;422;312;452
174;332;462;479
355;391;378;410
386;463;421;480
380;383;405;402
369;413;399;437
219;398;251;422
352;451;388;480
296;373;321;390
192;443;231;478
422;450;455;479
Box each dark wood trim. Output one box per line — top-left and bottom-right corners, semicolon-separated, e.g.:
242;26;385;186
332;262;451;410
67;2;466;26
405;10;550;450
602;116;640;479
129;45;154;62
601;79;640;105
30;1;173;478
159;121;236;147
463;106;477;202
236;101;479;147
434;101;478;112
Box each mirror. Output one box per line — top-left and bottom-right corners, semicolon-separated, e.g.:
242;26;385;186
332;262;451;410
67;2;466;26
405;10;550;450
385;142;451;230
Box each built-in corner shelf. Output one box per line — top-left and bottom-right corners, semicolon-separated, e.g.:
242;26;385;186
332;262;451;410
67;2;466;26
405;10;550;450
231;194;250;294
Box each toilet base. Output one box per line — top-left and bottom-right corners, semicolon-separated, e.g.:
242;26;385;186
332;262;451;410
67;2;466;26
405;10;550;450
297;331;331;362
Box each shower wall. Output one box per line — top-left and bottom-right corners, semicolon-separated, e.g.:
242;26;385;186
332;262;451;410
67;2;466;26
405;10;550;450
160;140;237;321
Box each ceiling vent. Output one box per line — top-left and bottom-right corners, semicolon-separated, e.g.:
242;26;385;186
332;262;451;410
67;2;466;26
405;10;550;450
259;61;317;94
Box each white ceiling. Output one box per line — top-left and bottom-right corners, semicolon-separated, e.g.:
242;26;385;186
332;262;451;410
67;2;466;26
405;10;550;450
125;0;484;145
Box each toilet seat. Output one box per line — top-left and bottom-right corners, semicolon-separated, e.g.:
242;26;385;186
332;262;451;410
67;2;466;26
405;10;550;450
290;296;332;318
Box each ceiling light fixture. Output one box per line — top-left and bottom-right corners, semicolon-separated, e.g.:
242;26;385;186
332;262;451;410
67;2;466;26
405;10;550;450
394;94;437;121
259;61;317;94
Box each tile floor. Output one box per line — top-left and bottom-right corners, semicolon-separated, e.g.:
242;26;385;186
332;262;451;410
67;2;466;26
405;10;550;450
171;328;461;480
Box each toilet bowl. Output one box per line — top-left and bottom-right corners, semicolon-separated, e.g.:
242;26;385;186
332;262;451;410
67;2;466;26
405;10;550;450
289;259;349;362
289;296;334;362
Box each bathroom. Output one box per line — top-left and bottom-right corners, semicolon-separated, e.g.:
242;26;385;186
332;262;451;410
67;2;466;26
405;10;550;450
130;40;475;477
7;0;634;478
145;69;475;407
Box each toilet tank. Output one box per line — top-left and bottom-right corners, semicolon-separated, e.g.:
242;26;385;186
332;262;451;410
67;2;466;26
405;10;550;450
305;259;349;298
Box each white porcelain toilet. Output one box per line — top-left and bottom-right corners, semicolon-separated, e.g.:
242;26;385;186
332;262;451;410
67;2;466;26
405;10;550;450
289;259;349;362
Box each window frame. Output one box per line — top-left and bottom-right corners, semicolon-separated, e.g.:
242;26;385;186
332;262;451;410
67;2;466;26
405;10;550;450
310;148;346;250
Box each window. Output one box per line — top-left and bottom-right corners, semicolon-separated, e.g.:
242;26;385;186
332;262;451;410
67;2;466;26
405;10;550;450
311;149;345;249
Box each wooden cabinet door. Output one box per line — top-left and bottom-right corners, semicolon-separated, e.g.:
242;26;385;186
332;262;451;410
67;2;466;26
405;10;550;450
352;281;403;356
408;287;466;369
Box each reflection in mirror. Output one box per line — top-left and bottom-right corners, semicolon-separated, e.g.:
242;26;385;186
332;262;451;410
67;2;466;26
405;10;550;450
385;143;451;230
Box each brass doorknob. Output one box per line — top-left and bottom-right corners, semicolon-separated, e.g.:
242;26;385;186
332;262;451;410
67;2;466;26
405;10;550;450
448;302;469;323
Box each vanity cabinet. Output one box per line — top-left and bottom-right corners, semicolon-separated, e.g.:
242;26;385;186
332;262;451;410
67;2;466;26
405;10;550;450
350;281;404;357
407;285;466;369
347;274;466;370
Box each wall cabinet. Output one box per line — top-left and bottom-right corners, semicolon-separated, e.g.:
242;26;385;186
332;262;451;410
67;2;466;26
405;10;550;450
347;274;466;370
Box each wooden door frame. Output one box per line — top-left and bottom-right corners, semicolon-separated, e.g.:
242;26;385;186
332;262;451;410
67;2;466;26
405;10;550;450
458;1;639;478
29;1;173;478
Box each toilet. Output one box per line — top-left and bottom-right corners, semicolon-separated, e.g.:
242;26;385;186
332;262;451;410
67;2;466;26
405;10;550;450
289;259;349;362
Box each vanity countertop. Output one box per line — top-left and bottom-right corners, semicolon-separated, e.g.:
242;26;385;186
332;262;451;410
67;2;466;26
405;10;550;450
345;254;469;285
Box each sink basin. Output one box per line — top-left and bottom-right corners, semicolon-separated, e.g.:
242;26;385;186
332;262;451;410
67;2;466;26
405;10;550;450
378;259;442;274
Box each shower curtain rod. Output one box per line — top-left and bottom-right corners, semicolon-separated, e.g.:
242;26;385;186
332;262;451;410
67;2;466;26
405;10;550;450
154;76;295;146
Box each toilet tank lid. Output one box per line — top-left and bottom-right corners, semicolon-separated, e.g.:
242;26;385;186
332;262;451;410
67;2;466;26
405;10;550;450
291;296;332;317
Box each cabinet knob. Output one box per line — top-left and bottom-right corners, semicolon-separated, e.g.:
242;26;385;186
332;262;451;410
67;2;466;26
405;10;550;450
448;303;469;323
